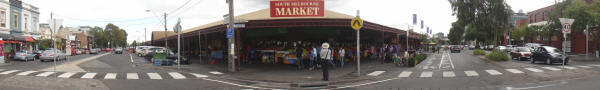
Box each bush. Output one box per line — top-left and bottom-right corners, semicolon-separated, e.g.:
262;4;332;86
473;49;486;55
485;50;509;61
407;54;428;67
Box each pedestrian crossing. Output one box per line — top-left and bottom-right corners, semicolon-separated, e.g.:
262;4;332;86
363;64;600;78
0;69;221;80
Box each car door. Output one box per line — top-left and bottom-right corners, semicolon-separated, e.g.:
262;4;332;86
533;47;542;61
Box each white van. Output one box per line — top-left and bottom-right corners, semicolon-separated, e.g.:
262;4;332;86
135;46;154;56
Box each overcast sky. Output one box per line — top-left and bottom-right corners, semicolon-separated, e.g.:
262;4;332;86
22;0;557;44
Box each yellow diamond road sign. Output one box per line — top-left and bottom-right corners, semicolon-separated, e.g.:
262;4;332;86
351;17;363;30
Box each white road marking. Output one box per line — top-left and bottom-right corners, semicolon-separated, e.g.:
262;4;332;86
104;73;117;79
16;71;37;76
442;71;455;77
419;71;433;78
35;72;55;77
190;73;209;78
588;64;600;67
58;72;76;78
168;72;186;79
367;71;386;76
0;69;5;71
439;54;445;69
525;68;544;72
209;71;223;75
127;73;139;79
464;71;479;77
81;73;97;79
485;70;502;75
397;71;413;78
447;52;455;69
575;65;592;68
147;73;163;79
561;66;577;69
505;69;524;74
0;70;20;74
542;67;561;71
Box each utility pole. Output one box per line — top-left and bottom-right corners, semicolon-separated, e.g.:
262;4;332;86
145;27;147;45
51;12;57;77
164;13;168;49
227;0;236;72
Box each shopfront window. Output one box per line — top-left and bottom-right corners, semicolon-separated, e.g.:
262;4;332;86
12;11;18;29
0;10;5;28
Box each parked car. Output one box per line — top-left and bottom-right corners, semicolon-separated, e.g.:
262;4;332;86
495;46;507;51
13;51;36;61
33;51;42;59
115;48;123;54
531;46;568;65
143;47;164;57
89;48;99;54
450;45;461;53
506;45;516;52
40;50;67;62
145;48;189;64
510;47;532;61
525;43;542;51
76;49;82;55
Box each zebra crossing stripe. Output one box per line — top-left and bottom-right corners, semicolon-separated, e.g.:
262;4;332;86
575;65;592;68
542;67;561;71
35;72;55;77
104;73;117;79
442;71;455;77
190;73;208;78
485;70;502;75
0;69;5;71
367;71;386;76
525;68;544;72
58;72;76;78
168;72;186;79
209;71;223;75
505;69;524;74
420;71;433;78
397;71;412;78
16;71;37;76
81;73;97;79
588;64;600;67
147;73;162;79
464;71;479;77
561;66;577;70
0;70;20;74
127;73;139;79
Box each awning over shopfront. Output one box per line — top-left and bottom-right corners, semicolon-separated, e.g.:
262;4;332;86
13;35;35;42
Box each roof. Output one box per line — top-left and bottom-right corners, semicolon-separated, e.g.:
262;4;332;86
181;8;355;34
152;31;177;40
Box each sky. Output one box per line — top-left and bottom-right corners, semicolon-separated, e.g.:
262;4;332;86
21;0;557;44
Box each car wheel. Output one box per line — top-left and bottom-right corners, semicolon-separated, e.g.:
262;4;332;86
530;58;535;63
546;58;551;65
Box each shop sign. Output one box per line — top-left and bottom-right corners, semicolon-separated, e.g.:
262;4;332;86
270;0;324;17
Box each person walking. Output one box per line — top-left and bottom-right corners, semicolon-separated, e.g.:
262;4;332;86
339;48;345;68
320;43;332;81
295;43;304;69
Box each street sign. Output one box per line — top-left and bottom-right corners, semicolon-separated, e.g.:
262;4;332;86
351;17;363;30
226;28;233;38
173;18;182;33
562;23;571;33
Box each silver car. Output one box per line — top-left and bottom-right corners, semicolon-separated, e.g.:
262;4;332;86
13;51;36;61
40;50;67;62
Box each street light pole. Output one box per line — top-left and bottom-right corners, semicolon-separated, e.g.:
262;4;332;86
164;13;168;49
227;0;236;72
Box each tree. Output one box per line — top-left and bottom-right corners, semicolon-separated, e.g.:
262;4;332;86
448;22;464;45
449;0;513;46
38;39;53;50
88;23;128;48
131;40;138;47
510;24;534;45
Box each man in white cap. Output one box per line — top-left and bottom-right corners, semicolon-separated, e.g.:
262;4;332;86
320;42;332;81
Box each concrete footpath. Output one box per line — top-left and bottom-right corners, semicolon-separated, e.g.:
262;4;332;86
39;53;110;72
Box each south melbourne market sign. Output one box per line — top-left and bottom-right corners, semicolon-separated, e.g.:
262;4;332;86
270;0;324;17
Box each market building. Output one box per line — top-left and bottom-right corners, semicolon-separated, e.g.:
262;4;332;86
150;8;422;70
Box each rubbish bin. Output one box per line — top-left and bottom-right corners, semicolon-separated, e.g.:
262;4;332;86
154;59;162;66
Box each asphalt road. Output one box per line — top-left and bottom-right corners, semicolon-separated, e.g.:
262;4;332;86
0;53;97;70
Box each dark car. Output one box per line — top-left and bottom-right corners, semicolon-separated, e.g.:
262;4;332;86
510;47;532;61
144;48;189;64
531;46;568;65
450;45;461;53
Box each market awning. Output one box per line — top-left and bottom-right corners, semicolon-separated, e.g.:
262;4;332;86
25;36;34;42
13;35;35;42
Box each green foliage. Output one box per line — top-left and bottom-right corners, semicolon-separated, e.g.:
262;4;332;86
449;0;513;46
510;25;535;45
38;39;53;50
89;23;128;48
473;49;486;55
407;54;428;67
485;50;509;61
448;22;464;45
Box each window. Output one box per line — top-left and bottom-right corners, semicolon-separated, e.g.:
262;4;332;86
24;14;28;31
0;10;4;28
12;11;18;29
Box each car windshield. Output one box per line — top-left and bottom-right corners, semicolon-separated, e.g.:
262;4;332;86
518;48;530;52
545;47;561;53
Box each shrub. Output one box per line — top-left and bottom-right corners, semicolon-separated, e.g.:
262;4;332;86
473;49;486;55
485;50;509;61
407;54;428;67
